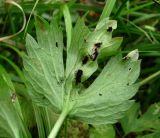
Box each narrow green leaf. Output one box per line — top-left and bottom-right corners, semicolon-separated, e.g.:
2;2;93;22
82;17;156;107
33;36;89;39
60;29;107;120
33;105;46;138
0;66;31;138
121;2;154;16
0;65;23;118
0;55;25;82
62;4;72;51
99;0;116;21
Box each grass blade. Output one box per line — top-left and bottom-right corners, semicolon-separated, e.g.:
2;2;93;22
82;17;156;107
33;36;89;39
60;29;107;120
62;4;72;51
99;0;116;21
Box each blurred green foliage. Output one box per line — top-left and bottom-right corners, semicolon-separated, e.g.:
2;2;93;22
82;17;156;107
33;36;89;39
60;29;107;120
0;0;160;138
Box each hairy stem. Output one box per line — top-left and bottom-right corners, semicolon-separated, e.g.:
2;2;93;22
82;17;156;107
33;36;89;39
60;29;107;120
139;70;160;86
48;108;68;138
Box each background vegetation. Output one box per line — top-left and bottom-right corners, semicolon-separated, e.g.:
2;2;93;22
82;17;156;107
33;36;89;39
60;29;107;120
0;0;160;138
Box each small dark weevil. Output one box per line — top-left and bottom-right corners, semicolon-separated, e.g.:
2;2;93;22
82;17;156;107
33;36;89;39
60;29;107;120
75;69;83;84
82;56;89;65
90;42;102;61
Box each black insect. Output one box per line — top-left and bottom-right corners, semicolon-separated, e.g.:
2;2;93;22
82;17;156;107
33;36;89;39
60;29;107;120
90;42;102;61
107;26;113;32
75;69;83;84
82;56;89;65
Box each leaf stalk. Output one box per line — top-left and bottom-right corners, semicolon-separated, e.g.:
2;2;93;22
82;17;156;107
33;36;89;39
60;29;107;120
48;108;68;138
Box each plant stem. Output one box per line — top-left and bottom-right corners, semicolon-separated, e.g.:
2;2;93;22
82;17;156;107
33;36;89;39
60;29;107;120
48;108;68;138
139;70;160;86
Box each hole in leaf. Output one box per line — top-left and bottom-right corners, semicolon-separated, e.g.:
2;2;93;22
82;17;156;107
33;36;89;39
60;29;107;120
88;124;93;128
94;42;102;48
57;77;64;85
129;68;131;71
137;114;141;119
99;93;102;96
107;26;112;32
56;42;58;47
127;83;130;86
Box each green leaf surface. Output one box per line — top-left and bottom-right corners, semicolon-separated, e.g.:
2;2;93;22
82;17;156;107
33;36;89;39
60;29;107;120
89;125;115;138
23;18;64;112
70;54;141;124
65;18;90;78
14;83;36;129
23;17;141;126
65;18;122;91
121;102;160;135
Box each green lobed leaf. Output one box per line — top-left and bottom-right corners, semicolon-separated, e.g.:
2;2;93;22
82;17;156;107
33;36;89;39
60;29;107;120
70;54;141;124
23;18;64;112
121;102;160;135
23;17;141;126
